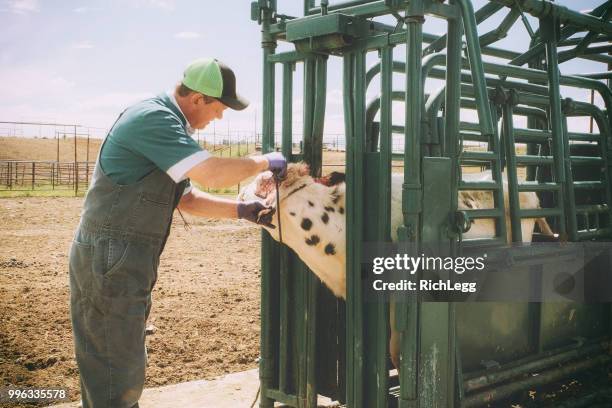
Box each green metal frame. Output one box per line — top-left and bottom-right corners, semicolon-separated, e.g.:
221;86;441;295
252;0;612;407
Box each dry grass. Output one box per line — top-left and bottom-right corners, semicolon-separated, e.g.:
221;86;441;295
0;137;101;162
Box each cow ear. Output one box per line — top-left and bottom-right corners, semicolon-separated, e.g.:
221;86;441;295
327;172;346;186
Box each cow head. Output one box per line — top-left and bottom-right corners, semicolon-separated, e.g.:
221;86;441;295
238;163;348;298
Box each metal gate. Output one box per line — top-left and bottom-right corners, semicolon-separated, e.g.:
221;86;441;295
252;1;612;406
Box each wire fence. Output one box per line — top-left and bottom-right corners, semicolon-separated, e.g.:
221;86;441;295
0;160;93;193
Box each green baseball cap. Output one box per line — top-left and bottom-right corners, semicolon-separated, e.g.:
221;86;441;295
182;58;249;111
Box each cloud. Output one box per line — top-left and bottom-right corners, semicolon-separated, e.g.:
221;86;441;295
0;91;155;130
73;6;101;13
148;0;174;10
72;41;94;49
0;66;75;100
174;31;201;40
7;0;39;14
128;0;175;10
75;91;153;112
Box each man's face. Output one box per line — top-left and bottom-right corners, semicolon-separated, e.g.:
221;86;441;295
189;95;227;129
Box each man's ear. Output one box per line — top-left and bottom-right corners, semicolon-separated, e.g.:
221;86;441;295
191;93;204;106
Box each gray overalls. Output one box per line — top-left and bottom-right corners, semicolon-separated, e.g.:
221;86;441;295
69;146;187;407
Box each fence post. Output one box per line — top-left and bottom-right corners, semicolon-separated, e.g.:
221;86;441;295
51;162;55;190
32;162;35;190
74;125;78;196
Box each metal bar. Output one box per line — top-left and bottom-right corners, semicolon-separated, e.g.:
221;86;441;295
570;156;605;165
422;2;503;55
502;102;523;242
478;9;520;47
464;343;606;393
260;4;277;406
579;53;612;64
265;389;299;406
278;61;293;395
303;58;316;165
375;44;393;408
461;355;610;408
459;181;500;190
461;151;498;161
398;2;425;406
459;132;489;142
515;155;554;165
518;182;561;192
576;204;610;213
489;100;508;243
268;51;309;64
492;0;612;35
542;16;568;238
307;0;391;18
572;8;612;53
461;237;507;247
577;71;612;80
465;208;504;219
519;208;563;217
577;228;612;239
513;128;551;144
446;5;463;250
510;1;612;66
342;51;355;408
568;131;601;142
73;125;78;195
559;34;612;46
353;49;367;408
457;0;494;137
307;0;378;14
573;181;604;189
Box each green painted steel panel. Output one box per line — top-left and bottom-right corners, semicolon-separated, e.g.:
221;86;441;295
285;13;367;42
419;157;454;408
539;303;610;351
457;301;533;373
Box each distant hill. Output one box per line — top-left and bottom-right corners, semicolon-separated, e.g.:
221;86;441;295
0;137;102;162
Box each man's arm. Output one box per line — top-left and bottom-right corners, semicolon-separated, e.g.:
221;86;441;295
186;156;268;189
178;187;275;226
177;187;240;218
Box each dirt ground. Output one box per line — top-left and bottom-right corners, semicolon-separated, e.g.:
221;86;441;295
0;197;262;407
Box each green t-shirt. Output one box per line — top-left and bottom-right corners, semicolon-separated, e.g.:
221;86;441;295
100;92;210;187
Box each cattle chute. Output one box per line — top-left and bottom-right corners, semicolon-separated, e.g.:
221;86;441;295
251;1;612;406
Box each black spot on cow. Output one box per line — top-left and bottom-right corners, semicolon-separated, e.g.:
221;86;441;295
324;243;336;255
305;235;320;246
339;207;344;214
321;212;329;224
308;200;314;207
301;218;312;231
324;206;335;212
289;212;296;216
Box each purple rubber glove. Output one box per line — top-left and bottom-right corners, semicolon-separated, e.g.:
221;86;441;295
264;152;287;180
237;200;276;228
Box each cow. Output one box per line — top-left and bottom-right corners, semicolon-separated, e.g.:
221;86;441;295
238;162;554;367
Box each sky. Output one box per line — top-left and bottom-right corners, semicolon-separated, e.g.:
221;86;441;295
0;0;608;141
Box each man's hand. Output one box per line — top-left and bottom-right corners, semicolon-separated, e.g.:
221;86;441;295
237;200;276;228
264;152;287;180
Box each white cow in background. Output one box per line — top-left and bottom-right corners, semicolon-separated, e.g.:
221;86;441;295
238;162;554;367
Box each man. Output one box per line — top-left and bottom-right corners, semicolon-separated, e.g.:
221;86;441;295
68;58;285;408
